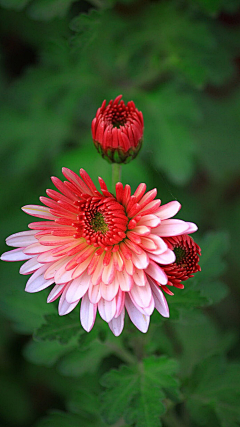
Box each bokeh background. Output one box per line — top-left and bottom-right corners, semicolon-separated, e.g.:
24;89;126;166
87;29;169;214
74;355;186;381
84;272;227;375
0;0;240;426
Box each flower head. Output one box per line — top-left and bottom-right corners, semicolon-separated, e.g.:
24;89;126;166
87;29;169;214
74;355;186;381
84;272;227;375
91;95;143;164
159;235;201;295
1;168;199;336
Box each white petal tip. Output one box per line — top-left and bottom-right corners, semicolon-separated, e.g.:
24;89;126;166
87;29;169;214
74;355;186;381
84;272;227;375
187;222;198;233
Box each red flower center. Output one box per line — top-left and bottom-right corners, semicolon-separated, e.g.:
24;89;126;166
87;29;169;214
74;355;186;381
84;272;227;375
104;99;133;128
74;195;129;248
161;235;201;288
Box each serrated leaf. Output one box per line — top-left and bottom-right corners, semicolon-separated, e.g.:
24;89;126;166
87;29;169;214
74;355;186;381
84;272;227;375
100;356;179;427
186;356;240;427
195;232;229;304
70;10;101;51
34;313;83;344
168;280;209;320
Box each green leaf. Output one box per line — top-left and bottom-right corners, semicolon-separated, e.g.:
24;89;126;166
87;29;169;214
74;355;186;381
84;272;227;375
173;311;236;377
141;84;200;185
23;335;80;366
195;232;229;304
168;280;209;320
34;312;83;344
195;91;240;182
0;0;30;9
0;374;33;425
34;411;103;427
186;356;240;427
0;271;55;333
70;10;101;51
101;356;179;426
58;336;112;376
29;0;75;20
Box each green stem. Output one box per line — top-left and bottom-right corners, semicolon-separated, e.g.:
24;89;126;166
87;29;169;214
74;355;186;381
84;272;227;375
112;163;122;193
106;341;136;365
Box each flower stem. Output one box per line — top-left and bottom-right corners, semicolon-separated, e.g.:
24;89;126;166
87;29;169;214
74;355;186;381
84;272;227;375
112;163;122;193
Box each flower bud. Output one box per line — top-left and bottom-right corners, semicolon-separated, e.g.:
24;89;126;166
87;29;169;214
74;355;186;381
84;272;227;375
91;95;144;164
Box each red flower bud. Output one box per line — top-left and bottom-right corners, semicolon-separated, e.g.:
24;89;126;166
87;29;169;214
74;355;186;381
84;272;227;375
91;95;144;164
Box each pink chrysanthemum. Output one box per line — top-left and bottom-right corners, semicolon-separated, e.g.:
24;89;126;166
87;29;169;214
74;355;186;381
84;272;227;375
91;95;143;164
1;168;198;336
160;235;201;295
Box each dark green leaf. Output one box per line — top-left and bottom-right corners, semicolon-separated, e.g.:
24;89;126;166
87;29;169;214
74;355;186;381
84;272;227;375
34;313;83;344
29;0;75;20
0;0;30;9
186;356;240;427
23;336;80;366
34;411;104;427
196;91;240;182
101;356;179;426
173;311;236;377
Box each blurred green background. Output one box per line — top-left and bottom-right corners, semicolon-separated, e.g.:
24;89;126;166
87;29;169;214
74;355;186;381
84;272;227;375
0;0;240;426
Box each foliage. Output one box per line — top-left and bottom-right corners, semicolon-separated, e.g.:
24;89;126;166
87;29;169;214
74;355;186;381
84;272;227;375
0;0;240;426
101;356;179;427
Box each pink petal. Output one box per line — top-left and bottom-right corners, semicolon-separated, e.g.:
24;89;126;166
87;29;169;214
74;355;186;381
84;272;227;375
108;310;125;336
117;270;133;292
102;256;115;284
72;254;94;279
80;293;97;332
24;243;56;255
130;281;152;308
112;251;124;271
44;257;71;280
137;214;160;228
186;222;198;234
115;289;125;317
25;265;54;293
139;236;157;251
155;219;189;237
6;230;37;247
124;258;135;276
47;284;66;303
100;280;119;301
65;271;90;303
145;260;168;285
98;298;117;322
91;253;105;285
54;258;75;284
141;296;155;316
125;295;150;333
149;279;169;317
132;251;149;269
58;284;79;315
149;248;175;265
88;283;101;304
148;234;168;254
20;257;43;275
131;225;151;236
156;201;181;220
1;248;33;262
21;205;57;220
132;268;147;287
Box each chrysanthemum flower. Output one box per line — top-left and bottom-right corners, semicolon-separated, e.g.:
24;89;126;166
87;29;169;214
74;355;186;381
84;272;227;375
159;235;201;295
1;168;198;336
91;95;143;164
